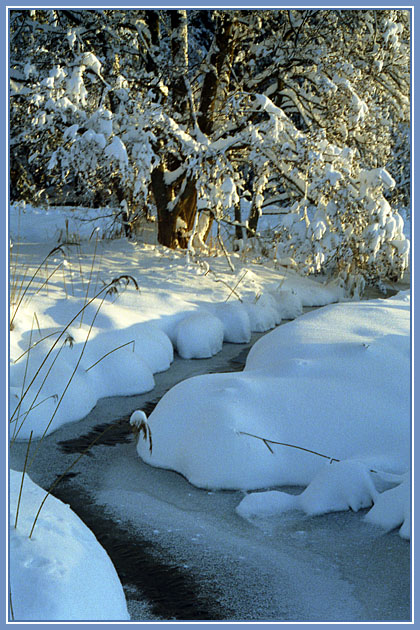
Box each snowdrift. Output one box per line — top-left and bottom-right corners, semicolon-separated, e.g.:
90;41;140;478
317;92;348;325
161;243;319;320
10;235;345;440
9;470;129;621
136;292;410;537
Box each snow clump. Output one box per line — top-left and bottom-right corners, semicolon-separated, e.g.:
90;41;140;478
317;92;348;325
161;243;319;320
236;462;410;540
365;472;410;539
213;302;251;343
174;311;225;359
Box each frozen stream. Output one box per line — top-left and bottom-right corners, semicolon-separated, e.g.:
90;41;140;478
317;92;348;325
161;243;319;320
9;325;410;622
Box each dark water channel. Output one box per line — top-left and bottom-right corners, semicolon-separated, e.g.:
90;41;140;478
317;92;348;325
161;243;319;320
49;346;255;620
52;483;229;621
10;336;267;621
10;322;411;622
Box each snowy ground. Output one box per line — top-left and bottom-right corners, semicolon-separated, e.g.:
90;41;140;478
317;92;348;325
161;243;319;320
8;204;411;621
10;204;346;442
10;340;411;622
9;469;129;621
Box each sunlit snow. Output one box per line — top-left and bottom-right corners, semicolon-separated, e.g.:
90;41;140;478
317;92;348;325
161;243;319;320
8;203;411;623
136;292;410;539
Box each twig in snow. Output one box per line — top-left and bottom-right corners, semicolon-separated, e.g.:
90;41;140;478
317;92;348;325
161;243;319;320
225;270;248;303
204;268;243;302
85;340;135;372
14;431;33;529
238;431;405;482
239;430;340;462
217;221;235;273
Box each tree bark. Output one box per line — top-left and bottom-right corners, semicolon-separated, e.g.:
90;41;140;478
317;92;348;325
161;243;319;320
170;10;189;119
198;14;236;136
246;204;259;238
151;10;197;249
145;10;160;72
151;166;178;248
234;204;243;242
151;167;197;248
152;12;238;249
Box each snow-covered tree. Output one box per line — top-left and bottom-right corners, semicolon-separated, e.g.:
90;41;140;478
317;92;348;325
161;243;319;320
9;9;410;291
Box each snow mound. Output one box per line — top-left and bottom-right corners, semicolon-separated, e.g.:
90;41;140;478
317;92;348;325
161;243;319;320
87;346;155;399
85;323;173;375
236;490;299;518
174;311;224;359
9;320;173;440
137;293;410;497
10;231;345;441
213;302;251;343
236;464;410;540
271;289;304;320
9;470;129;621
365;472;410;539
243;300;279;332
298;460;378;515
10;205;120;241
280;275;345;307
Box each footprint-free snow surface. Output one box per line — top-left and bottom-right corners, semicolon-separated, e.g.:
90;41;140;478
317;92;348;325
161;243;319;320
11;324;410;621
10;336;411;622
9;207;410;621
137;292;410;538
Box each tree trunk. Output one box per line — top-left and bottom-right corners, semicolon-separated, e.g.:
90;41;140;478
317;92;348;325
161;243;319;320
151;167;178;248
145;10;160;72
175;179;197;248
152;12;238;249
234;204;243;243
198;15;236;136
151;164;197;249
170;10;189;119
246;204;260;238
151;10;197;249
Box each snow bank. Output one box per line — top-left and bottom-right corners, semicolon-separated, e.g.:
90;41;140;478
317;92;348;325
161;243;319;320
136;292;410;535
10;316;172;440
213;302;251;343
237;460;377;518
10;217;347;440
9;470;129;621
236;461;410;539
365;472;410;539
298;460;378;515
243;299;279;332
10;204;120;242
272;289;303;320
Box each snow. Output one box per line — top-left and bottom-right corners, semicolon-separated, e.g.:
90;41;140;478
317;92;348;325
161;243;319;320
66;66;87;107
236;457;411;528
136;292;410;538
174;311;224;359
82;51;102;76
212;302;251;343
10;204;347;442
273;289;303;319
104;136;129;169
10;205;120;242
365;472;410;539
236;460;379;520
360;167;396;196
9;470;129;621
8;203;410;621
